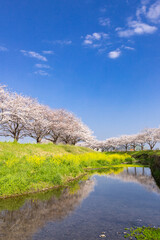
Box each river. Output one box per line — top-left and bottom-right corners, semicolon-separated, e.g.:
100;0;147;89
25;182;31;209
0;166;160;240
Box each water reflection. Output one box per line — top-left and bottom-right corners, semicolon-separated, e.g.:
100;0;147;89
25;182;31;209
108;167;160;194
0;166;159;240
0;179;95;240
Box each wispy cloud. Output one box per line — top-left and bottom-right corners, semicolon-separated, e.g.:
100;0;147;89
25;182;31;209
20;50;47;61
117;20;157;37
136;5;147;20
136;0;160;23
35;64;50;69
123;46;135;50
99;7;107;13
82;1;159;59
146;1;160;23
42;50;54;55
47;40;72;45
0;46;8;52
141;0;151;5
99;17;110;26
34;70;49;76
116;0;160;41
108;49;121;59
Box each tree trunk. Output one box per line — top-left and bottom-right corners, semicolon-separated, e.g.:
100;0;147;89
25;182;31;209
13;133;19;142
37;137;42;143
150;145;153;150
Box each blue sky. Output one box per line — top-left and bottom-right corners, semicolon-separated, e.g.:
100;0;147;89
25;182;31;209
0;0;160;140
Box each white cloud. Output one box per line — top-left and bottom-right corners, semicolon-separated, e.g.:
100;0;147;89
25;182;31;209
35;64;50;69
147;1;160;22
136;1;160;23
83;39;93;45
34;70;49;76
0;46;8;52
92;32;102;40
99;17;110;26
118;29;133;37
42;50;54;55
85;33;100;41
108;50;121;59
20;50;47;61
83;32;109;45
117;20;157;37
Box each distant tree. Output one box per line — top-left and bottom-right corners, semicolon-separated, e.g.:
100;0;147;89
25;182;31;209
118;135;131;151
129;134;139;151
136;132;147;150
104;137;119;151
143;128;159;150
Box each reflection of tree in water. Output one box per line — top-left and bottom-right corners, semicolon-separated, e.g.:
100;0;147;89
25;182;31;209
109;167;160;194
0;179;95;240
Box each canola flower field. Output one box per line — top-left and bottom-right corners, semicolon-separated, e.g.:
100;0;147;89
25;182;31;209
0;142;136;198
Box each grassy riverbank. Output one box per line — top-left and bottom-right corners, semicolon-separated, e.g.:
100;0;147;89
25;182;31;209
0;142;136;198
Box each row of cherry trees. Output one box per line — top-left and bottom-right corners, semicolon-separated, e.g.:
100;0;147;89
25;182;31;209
1;84;160;150
83;128;160;151
0;85;94;144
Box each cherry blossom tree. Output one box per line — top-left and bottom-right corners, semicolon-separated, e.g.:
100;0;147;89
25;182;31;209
81;138;99;150
118;135;131;151
136;132;147;150
26;102;51;143
129;134;139;151
104;137;119;151
45;110;63;144
1;93;33;141
67;119;93;145
46;109;93;145
57;110;79;144
143;128;159;150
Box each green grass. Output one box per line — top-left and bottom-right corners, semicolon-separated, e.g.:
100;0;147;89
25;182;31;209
0;142;136;197
124;226;160;239
0;141;93;158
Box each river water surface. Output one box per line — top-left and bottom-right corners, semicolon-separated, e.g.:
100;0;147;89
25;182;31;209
0;166;160;240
